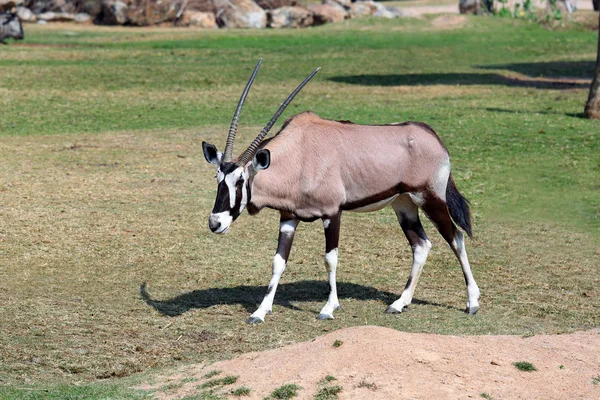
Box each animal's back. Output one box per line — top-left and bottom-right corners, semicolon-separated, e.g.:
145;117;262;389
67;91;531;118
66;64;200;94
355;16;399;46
252;112;450;219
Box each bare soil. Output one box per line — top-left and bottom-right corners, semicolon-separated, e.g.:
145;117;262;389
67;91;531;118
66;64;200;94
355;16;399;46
142;325;600;399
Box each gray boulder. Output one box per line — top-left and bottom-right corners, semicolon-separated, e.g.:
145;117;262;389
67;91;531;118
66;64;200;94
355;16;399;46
308;2;347;25
268;6;312;28
177;10;217;27
16;6;36;22
216;0;267;28
254;0;296;10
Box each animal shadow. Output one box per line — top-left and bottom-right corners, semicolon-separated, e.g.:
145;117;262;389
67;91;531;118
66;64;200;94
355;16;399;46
140;281;457;317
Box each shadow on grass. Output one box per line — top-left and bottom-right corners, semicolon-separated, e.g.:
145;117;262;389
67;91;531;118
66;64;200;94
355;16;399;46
475;61;595;79
140;281;457;317
330;61;595;90
485;107;584;118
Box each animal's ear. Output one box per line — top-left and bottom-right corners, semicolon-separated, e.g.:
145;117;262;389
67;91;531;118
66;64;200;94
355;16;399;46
252;149;270;171
202;141;221;165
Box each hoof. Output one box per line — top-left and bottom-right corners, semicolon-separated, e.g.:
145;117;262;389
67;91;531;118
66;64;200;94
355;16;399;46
466;306;479;315
246;316;264;325
385;305;408;314
318;313;334;320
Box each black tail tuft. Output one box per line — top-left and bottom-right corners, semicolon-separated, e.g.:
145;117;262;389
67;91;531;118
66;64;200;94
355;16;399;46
446;174;473;237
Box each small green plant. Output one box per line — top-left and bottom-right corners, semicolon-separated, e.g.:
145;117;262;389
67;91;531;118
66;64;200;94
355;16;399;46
480;393;493;400
269;383;301;399
592;376;600;385
357;380;377;390
203;370;222;379
332;340;343;348
182;377;199;383
200;375;238;389
232;386;251;396
314;385;342;400
513;361;537;372
559;365;565;369
325;375;337;382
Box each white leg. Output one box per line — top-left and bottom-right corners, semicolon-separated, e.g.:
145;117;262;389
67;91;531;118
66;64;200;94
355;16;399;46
247;218;298;324
452;231;480;314
386;239;431;313
386;195;431;314
318;214;341;320
318;248;340;319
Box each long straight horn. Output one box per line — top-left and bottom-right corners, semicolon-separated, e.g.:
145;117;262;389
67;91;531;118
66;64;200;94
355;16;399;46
223;59;263;162
237;67;321;166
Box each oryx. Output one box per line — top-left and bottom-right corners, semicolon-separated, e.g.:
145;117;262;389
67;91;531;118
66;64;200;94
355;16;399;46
202;60;480;324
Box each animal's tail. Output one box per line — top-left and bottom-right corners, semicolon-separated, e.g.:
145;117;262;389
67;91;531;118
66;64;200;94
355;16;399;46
446;174;473;237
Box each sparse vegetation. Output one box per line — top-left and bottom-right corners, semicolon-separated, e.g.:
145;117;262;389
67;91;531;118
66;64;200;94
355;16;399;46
200;375;238;389
332;340;344;348
269;383;302;399
232;386;251;396
513;361;537;372
480;393;493;400
314;385;343;400
593;376;600;385
203;370;222;379
357;380;377;390
325;375;337;382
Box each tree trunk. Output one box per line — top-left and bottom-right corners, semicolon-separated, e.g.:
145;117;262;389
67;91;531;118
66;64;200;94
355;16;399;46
583;10;600;119
593;0;599;12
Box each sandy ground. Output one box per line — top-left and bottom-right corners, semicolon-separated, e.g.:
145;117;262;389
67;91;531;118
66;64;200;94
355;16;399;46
141;325;600;399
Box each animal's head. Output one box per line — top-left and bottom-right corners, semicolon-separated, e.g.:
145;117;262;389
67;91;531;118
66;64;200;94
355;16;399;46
3;13;24;40
202;59;319;234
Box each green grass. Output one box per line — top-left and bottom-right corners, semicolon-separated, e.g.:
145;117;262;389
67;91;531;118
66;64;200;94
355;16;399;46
314;385;343;400
513;361;537;372
203;370;222;379
232;386;251;396
269;384;301;399
199;375;238;389
0;12;599;398
0;382;151;399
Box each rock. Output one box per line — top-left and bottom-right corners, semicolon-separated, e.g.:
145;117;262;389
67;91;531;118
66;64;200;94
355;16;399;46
97;0;128;25
186;0;218;13
37;11;76;21
308;2;347;25
215;0;267;28
254;0;296;10
348;1;402;19
125;0;182;26
459;0;486;14
74;12;91;23
16;6;36;22
327;0;351;7
268;6;313;28
181;10;217;28
348;2;373;18
96;0;186;26
78;0;102;16
0;0;24;12
374;5;402;18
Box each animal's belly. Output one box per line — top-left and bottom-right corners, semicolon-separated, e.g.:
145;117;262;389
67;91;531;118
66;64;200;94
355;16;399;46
347;195;399;213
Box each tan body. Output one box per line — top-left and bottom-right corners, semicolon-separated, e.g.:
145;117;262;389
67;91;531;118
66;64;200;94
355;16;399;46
250;112;449;220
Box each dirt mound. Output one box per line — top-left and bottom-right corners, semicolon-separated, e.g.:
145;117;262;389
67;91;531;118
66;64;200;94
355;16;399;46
142;326;600;399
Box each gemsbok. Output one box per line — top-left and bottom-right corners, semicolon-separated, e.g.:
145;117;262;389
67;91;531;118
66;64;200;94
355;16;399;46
202;60;480;324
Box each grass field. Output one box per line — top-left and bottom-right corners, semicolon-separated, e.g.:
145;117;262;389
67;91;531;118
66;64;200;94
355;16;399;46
0;13;599;398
